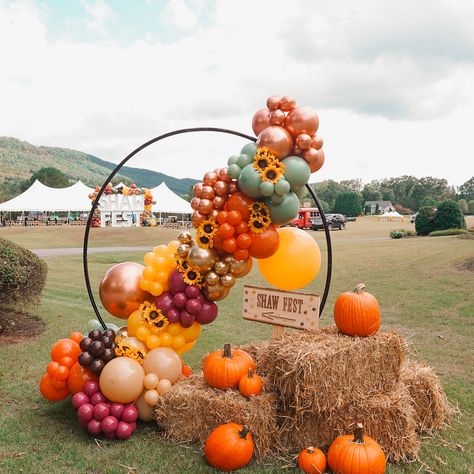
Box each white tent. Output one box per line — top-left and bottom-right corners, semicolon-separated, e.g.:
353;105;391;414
378;210;404;221
0;180;94;212
151;183;191;214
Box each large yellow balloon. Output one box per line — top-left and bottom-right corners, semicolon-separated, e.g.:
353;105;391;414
257;227;321;290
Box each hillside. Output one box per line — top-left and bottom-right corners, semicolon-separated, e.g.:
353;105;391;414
0;137;197;201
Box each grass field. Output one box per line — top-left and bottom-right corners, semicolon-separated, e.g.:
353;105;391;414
1;217;473;473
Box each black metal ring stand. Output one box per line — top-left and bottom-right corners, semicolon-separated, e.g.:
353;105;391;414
82;127;332;330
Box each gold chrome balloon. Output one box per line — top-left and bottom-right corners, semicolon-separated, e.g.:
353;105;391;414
224;255;253;278
205;271;220;286
178;230;193;245
177;244;190;258
188;245;219;273
220;273;236;288
214;260;229;276
203;282;230;301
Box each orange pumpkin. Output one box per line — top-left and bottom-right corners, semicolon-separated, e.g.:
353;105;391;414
239;368;263;397
297;446;327;473
203;343;256;389
334;283;381;336
204;423;254;471
328;423;386;474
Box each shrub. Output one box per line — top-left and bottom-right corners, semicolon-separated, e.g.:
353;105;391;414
0;238;48;307
421;196;437;208
394;204;413;215
433;200;466;231
458;199;468;215
429;229;468;237
390;229;416;239
333;192;362;217
415;207;436;236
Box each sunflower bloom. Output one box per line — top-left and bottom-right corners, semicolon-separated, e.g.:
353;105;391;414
183;267;204;287
261;164;283;184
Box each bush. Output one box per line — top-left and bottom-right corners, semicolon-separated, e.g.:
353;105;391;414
415;207;436;236
433;200;466;231
429;229;468;237
458;199;468;215
394;204;413;215
333;192;362;217
0;238;48;307
468;200;474;215
390;229;416;239
421;196;437;208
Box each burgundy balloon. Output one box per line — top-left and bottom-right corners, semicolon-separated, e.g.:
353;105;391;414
87;419;102;436
196;300;218;324
109;402;124;419
185;285;200;299
173;292;187;309
154;292;175;313
186;298;202;315
121;405;138;423
101;416;119;433
167;307;181;323
90;391;107;406
93;402;110;421
168;270;187;295
180;310;195;328
84;381;100;397
78;403;94;422
116;421;133;440
72;392;89;410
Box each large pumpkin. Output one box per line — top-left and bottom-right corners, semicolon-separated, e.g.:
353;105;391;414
204;423;254;471
334;283;381;336
203;343;256;389
328;423;386;474
297;446;327;473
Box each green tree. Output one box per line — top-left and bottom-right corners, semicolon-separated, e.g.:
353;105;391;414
415;207;436;235
340;179;362;193
30;167;69;188
468;200;474;215
458;199;468;215
362;180;383;202
364;204;371;214
421;196;437;208
458;177;474;201
333;192;362;217
375;203;380;215
312;180;344;210
433;200;466;230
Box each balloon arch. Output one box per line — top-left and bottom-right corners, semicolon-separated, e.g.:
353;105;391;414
83;127;333;332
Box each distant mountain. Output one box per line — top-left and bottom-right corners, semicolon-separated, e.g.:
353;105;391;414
0;137;197;201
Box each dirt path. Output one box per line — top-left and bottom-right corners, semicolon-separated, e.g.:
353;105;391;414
32;246;151;257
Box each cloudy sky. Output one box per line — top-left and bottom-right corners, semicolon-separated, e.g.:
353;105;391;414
1;0;473;186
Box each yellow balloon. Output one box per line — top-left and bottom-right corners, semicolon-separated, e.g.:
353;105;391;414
159;332;173;347
149;281;164;296
175;340;196;355
155;270;170;284
144;252;154;267
143;266;155;280
172;334;186;350
152;256;167;269
153;245;168;257
167;323;183;336
136;325;151;342
258;227;321;290
180;322;201;343
146;334;160;349
128;310;145;336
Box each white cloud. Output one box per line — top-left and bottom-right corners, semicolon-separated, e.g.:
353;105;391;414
160;0;197;32
0;0;473;186
80;0;114;39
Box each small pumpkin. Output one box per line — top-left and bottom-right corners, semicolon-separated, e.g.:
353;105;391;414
334;283;381;336
239;368;263;397
203;343;256;389
204;423;254;471
297;446;327;473
328;423;386;474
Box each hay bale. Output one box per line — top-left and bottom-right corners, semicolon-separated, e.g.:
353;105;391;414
262;326;407;414
279;383;420;463
402;360;455;433
238;341;270;375
154;373;279;459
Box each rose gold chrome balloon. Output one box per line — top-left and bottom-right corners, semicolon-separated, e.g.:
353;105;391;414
201;185;215;200
214;180;229;196
99;262;151;319
303;147;319;163
311;134;324;150
256;126;293;159
192;211;205;227
270;109;286;126
228;182;239;194
284;106;319;138
292;145;303;156
193;182;204;198
308;149;325;173
251;108;271;136
209;209;219;220
296;133;312;150
279;96;296;111
191;197;200;211
217;168;230;182
213;195;226;210
266;95;281;110
198;198;213;214
203;171;218;186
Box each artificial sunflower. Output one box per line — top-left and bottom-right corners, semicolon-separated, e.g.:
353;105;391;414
261;164;283;184
176;255;190;273
253;147;276;173
271;158;286;174
114;336;146;365
250;201;270;219
198;219;218;238
249;217;266;234
143;304;169;333
196;231;213;249
183;267;204;287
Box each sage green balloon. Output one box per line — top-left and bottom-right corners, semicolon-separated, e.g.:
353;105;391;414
240;142;257;160
227;164;242;179
227;155;239;166
259;181;275;197
282;156;310;190
264;192;300;224
238;164;262;198
274;178;290;196
237;153;253;169
269;193;285;204
293;186;307;199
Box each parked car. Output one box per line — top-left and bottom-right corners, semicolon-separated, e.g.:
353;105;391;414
410;213;418;223
311;213;346;231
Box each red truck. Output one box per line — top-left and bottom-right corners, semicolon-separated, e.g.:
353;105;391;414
291;208;321;230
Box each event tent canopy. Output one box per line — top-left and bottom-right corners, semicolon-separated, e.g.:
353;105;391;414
0;180;95;212
151;183;191;214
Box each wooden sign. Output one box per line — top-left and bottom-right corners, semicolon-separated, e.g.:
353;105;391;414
242;285;320;331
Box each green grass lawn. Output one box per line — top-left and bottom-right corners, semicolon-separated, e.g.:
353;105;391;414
1;219;473;473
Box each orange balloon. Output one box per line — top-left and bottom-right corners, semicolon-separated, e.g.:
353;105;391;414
59;356;74;369
235;222;249;235
227;210;242;226
213;232;224;251
40;373;69;401
50;377;67;389
54;365;70;381
219;223;235;239
67;362;97;394
227;193;255;221
216;211;228;225
284;106;319;138
237;233;252;249
69;332;83;345
99;262;151;319
234;248;249;261
252;108;271;136
47;361;60;377
248;225;280;259
223;238;237;254
51;339;81;363
256;126;293;159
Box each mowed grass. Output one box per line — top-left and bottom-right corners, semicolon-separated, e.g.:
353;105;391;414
0;217;473;473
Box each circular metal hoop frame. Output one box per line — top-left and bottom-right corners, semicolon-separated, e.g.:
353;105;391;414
82;127;332;330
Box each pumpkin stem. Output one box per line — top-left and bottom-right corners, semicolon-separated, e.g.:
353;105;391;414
353;423;364;444
307;446;314;454
223;343;232;358
352;283;366;294
238;425;250;439
247;368;254;378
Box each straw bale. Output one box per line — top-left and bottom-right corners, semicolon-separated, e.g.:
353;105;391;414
279;383;420;463
401;360;455;433
262;326;407;414
154;373;279;459
238;341;270;375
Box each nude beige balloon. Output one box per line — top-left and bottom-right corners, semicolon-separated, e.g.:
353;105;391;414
157;379;172;395
99;357;145;403
285;106;319;138
143;348;182;384
135;391;155;421
251;108;271;136
121;336;148;355
144;389;159;406
256;126;293;159
99;262;150;319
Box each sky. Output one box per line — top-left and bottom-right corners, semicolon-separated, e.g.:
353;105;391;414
0;0;473;186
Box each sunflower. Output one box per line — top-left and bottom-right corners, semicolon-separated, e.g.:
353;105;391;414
196;231;213;249
198;218;218;238
176;255;190;273
249;201;270;221
114;336;146;365
252;147;276;173
248;217;265;234
183;267;204;287
249;201;265;215
143;304;169;334
272;158;286;174
261;164;284;184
